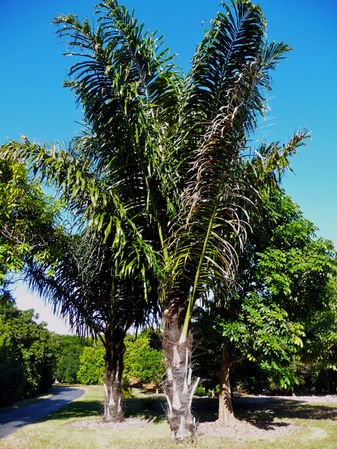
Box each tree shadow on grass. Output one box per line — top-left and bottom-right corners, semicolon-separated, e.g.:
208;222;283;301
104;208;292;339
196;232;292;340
40;399;103;422
192;397;219;423
191;395;337;433
124;397;166;423
42;394;167;423
41;392;337;432
235;396;337;423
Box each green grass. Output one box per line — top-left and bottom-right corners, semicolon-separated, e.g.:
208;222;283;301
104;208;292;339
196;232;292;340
0;386;336;449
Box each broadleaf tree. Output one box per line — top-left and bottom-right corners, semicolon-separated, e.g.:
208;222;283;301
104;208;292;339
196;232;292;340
194;189;337;422
0;294;58;405
0;156;64;293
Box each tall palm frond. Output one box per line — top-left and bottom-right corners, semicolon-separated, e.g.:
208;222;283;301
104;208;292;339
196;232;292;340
162;1;305;338
55;1;181;229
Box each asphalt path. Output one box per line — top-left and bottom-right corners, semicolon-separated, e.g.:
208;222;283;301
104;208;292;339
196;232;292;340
0;386;85;439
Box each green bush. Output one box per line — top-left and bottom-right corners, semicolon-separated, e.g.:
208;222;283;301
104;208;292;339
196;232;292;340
124;331;165;386
0;296;58;405
194;386;207;397
54;335;85;383
77;346;105;385
75;331;166;387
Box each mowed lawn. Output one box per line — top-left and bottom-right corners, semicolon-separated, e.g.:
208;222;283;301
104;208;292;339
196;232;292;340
0;386;337;449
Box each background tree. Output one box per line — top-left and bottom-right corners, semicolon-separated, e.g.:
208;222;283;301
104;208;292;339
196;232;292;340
73;330;165;388
0;156;64;406
124;330;165;386
77;345;105;385
194;189;337;421
0;156;63;294
54;335;86;384
0;294;58;405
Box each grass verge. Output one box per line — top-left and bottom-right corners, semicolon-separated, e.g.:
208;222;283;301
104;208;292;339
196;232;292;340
0;386;336;449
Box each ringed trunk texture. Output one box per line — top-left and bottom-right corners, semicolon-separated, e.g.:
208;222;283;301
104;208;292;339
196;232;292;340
103;331;125;422
162;312;199;441
218;348;235;423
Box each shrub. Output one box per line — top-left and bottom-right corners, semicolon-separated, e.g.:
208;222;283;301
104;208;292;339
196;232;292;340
77;346;105;385
54;335;85;383
124;331;165;386
0;296;58;405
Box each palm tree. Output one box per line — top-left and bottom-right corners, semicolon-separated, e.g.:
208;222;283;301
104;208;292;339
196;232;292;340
2;0;308;439
159;1;307;440
26;229;158;422
2;0;179;422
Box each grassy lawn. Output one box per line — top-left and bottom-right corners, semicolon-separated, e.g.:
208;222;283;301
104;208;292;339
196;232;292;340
0;386;336;449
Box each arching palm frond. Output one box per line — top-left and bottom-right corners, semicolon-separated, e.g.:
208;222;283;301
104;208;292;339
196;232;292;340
55;2;181;229
176;1;264;157
161;1;302;339
1;138;162;300
25;230;159;338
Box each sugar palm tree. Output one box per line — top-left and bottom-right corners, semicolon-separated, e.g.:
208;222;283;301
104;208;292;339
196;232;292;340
26;227;158;422
2;0;308;440
159;1;307;439
3;0;179;421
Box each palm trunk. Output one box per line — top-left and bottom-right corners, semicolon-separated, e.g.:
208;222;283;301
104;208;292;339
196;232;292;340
162;311;199;441
218;347;235;423
103;330;125;422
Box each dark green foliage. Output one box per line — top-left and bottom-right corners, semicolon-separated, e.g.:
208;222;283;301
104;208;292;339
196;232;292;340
252;192;337;387
0;295;58;405
54;335;86;383
0;157;64;292
74;331;165;387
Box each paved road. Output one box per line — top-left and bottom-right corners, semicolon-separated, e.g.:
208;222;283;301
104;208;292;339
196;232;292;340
0;386;85;439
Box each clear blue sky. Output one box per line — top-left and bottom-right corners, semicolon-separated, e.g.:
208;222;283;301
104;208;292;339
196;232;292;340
1;0;337;331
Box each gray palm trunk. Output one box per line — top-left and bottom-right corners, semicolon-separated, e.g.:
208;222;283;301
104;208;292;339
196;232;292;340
103;331;126;422
162;311;199;441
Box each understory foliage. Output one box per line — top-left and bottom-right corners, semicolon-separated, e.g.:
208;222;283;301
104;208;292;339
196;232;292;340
124;331;165;385
0;294;58;405
44;332;165;408
0;158;62;406
77;345;105;385
53;335;86;384
63;331;165;387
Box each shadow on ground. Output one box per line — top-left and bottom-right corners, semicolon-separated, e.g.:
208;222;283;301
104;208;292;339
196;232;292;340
42;392;168;423
234;396;337;426
42;391;337;431
41;399;104;421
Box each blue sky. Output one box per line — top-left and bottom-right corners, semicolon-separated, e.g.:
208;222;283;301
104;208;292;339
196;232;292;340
1;0;337;332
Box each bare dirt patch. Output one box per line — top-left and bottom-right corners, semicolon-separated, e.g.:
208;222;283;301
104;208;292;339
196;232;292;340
197;395;337;440
248;394;337;404
198;418;300;440
67;417;153;430
66;394;336;442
